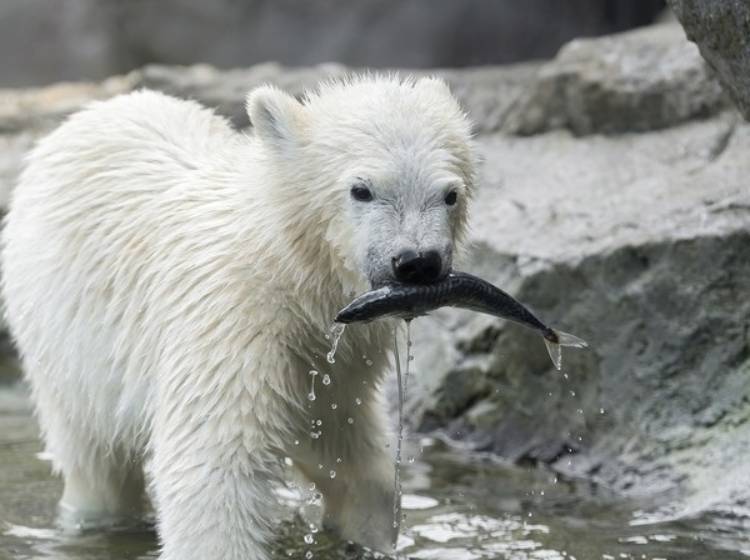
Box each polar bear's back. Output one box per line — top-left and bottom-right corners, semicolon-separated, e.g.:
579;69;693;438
1;90;239;459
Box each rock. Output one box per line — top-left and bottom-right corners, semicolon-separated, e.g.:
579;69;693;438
667;0;750;121
504;23;728;135
133;62;540;134
0;0;665;88
1;21;748;521
409;110;750;516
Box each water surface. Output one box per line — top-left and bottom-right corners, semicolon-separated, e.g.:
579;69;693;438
1;381;748;560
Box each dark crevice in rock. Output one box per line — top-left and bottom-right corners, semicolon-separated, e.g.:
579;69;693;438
706;119;738;161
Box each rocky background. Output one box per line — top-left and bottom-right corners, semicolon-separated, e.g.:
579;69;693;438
1;8;749;529
1;0;666;87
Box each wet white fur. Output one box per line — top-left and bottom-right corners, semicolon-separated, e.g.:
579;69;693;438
1;76;475;559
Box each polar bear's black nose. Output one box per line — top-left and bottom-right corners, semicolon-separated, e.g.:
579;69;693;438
392;250;442;284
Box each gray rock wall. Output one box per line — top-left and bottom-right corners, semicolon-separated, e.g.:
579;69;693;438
1;21;748;522
668;0;750;120
0;0;666;87
503;23;727;135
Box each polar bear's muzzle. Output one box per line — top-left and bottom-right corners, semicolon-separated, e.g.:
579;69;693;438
391;249;443;284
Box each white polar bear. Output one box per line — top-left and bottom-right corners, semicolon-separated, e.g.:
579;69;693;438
1;76;476;559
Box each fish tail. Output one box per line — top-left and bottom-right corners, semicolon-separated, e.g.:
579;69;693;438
543;329;588;371
554;330;588;349
544;338;563;371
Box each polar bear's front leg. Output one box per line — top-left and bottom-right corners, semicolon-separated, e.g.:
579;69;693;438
151;340;292;560
294;393;398;553
321;448;397;552
151;407;283;560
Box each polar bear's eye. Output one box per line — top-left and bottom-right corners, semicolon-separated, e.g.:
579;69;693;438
444;190;458;206
351;184;373;202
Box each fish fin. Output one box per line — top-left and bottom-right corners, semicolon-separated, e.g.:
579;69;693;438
544;338;563;371
554;330;588;349
544;330;588;371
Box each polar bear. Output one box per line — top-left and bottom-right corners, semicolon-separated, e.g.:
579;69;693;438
1;76;476;559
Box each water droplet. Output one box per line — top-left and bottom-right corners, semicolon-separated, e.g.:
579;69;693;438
355;397;362;406
308;370;318;402
294;439;300;446
321;374;331;386
407;456;415;464
326;323;346;364
365;359;373;366
305;551;313;560
570;390;576;397
329;470;336;479
331;403;338;410
347;417;354;424
600;407;606;415
336;457;342;463
316;419;322;426
318;464;323;470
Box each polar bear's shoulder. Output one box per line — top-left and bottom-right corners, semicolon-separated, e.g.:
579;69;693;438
40;89;238;164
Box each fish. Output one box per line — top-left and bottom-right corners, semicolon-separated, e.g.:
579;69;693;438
335;271;587;370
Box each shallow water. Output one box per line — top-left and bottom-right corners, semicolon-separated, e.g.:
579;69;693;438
1;380;749;560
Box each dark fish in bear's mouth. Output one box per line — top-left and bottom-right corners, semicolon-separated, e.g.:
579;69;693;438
335;271;587;370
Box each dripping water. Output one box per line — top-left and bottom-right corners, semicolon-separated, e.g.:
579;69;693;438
326;323;346;364
392;319;412;554
308;370;318;402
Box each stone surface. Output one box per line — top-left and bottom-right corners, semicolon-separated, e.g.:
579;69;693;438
668;0;750;121
408;113;750;519
1;21;749;524
504;22;728;135
133;62;541;133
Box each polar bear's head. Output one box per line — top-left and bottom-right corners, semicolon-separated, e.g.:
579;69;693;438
248;76;477;291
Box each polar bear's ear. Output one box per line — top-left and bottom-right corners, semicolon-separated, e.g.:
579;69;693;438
246;86;307;153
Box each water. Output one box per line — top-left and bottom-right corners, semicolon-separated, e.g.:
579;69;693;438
393;327;404;546
2;381;749;560
393;321;413;554
308;370;319;402
326;324;346;364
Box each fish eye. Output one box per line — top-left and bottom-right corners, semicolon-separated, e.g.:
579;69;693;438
351;183;373;202
444;190;458;206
